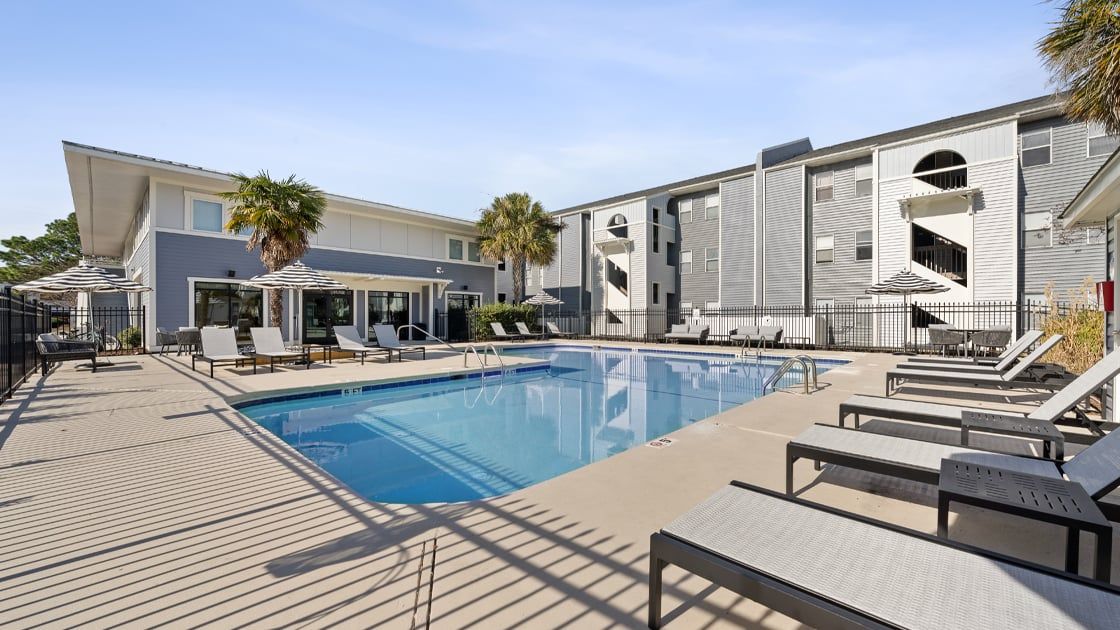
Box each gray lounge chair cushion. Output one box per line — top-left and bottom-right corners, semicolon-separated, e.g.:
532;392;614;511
663;485;1120;629
790;425;1062;479
249;327;302;358
891;335;1063;385
669;324;689;335
200;328;242;361
1028;350;1120;422
37;333;60;353
1059;424;1120;498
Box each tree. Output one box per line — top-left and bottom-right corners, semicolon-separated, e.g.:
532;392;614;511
476;192;563;303
0;213;81;285
221;171;327;327
1038;1;1120;132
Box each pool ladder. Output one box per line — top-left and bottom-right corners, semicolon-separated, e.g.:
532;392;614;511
463;343;506;378
763;355;819;394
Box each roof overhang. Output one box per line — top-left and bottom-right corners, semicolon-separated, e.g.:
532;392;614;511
1061;148;1120;226
321;270;455;293
62;141;479;258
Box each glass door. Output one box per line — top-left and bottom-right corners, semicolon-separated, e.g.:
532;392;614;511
302;290;352;344
445;292;480;342
368;291;411;340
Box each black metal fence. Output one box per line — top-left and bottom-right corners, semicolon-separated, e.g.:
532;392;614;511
455;302;1076;352
1;286;146;404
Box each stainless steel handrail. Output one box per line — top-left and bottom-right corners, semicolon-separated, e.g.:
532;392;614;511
394;324;460;353
482;343;506;373
763;354;819;394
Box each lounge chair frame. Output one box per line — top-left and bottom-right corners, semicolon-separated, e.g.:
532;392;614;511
332;325;392;365
648;481;1120;629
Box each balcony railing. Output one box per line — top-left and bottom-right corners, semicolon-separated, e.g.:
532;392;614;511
915;167;967;191
912;224;967;286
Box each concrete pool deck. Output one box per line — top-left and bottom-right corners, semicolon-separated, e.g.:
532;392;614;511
0;343;1113;628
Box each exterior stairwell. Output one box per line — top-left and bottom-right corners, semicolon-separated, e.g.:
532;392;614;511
911;223;967;286
604;259;629;325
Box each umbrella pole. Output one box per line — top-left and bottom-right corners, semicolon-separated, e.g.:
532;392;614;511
86;289;113;368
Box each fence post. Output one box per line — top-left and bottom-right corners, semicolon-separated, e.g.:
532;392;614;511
4;287;11;399
141;305;147;353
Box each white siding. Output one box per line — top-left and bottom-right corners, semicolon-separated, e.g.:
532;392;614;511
878;122;1015;179
971;159;1018;300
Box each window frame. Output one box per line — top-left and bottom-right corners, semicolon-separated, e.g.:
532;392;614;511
1021;128;1053;168
705;194;720;220
446;234;481;262
814;171;834;202
854;163;872;197
185;191;230;234
678;198;693;224
854;229;873;261
1087;122;1120;158
815;235;835;263
1023;211;1052;248
704;246;719;273
652;207;660;253
680;249;693;275
651;282;660;305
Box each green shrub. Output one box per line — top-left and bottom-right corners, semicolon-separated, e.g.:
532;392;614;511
1040;278;1104;374
469;303;539;340
117;325;143;350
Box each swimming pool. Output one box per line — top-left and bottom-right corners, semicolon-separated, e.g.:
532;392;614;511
238;346;844;504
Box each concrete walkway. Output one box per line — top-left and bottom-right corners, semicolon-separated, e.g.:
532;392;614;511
0;345;1113;628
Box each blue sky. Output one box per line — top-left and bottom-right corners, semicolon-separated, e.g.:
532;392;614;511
0;1;1060;241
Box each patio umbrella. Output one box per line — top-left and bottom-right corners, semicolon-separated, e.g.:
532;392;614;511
242;261;347;343
13;260;151;357
866;269;949;353
523;290;563;332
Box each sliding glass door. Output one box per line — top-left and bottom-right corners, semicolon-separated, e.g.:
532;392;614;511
368;291;411;340
193;282;263;341
302;290;352;344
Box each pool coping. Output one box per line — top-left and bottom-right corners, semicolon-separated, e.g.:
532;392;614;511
502;343;852;367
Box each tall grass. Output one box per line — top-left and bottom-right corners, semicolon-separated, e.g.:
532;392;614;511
1040;278;1104;374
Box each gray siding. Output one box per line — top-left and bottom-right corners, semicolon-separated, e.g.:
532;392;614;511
154;231;495;332
762;166;805;306
557;213;585;311
674;188;720;306
808;158;873;303
1020;116;1108;297
719;175;755;306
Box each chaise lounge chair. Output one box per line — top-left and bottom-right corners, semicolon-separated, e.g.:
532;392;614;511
885;334;1066;396
490;322;523;342
332;325;391;365
839;350;1120;443
892;332;1061;376
545;322;573;339
515;321;545;340
649;481;1120;629
785;417;1120;523
249;327;309;373
192;328;251;378
905;329;1043;367
372;324;427;361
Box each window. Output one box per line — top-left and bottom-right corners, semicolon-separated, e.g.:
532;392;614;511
652;208;660;253
467;241;480;263
652;282;660;305
1023;212;1052;247
705;247;719;272
815;235;835;263
1087;122;1120;157
854;163;872;197
680;250;693;274
448;238;464;260
705;194;720;220
606;213;629;238
679;198;693;224
855;230;873;261
497;292;506;303
193;282;263;341
191;199;224;233
815;298;835;310
814;171;834;202
368;291;410;338
497;259;506;271
1087;225;1106;245
1021;128;1052;167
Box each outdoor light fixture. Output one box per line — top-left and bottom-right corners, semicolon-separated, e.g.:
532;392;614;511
227;270;236;278
435;266;444;274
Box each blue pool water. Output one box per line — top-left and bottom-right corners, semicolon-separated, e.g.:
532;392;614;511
240;346;843;504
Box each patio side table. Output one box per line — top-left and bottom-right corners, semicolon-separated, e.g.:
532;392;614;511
960;410;1064;460
938;459;1111;581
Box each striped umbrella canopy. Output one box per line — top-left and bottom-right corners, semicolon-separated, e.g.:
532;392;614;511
13;260;151;294
866;269;950;296
241;261;347;291
523;291;563;330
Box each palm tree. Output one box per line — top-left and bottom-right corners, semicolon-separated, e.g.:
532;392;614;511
477;192;563;302
1038;1;1120;132
221;171;327;327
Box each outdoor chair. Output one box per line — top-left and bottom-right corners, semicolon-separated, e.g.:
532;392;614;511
893;333;1063;377
885;335;1067;396
758;325;783;349
515;321;545;340
906;329;1043;368
191;327;250;378
545;322;573;339
927;324;966;356
35;333;98;374
649;482;1120;629
489;322;523;341
664;324;708;344
249;327;308;373
972;325;1013;356
838;350;1120;453
332;325;391;364
155;327;179;355
728;325;758;347
176;327;201;356
372;324;427;361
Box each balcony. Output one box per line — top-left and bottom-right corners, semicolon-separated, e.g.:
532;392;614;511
912;224;967;286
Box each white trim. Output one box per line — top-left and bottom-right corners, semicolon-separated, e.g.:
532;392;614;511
717;182;723;304
800;164;806;306
445;233;481;263
704;246;719;273
443;290;483;310
185;276;263;333
1020;127;1053;168
814;235;835;264
854;228;873;262
813;170;834;202
680;249;693;274
1086;121;1120;158
877;155;1014;183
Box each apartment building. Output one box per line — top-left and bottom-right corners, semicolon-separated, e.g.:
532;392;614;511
529;94;1116;334
63;142;498;349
